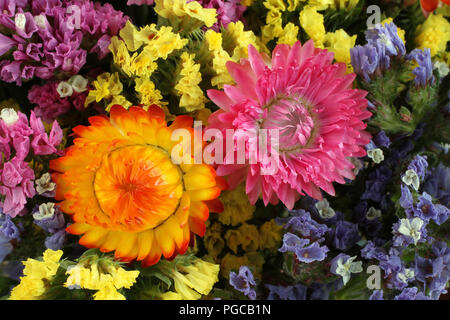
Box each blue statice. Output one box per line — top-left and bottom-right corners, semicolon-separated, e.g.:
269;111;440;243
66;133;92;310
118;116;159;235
414;192;439;222
353;202;383;238
394;287;430;300
373;130;391;148
369;290;384;300
278;209;330;242
279;233;329;263
350;43;389;82
309;280;343;300
265;284;307;300
330;220;360;250
399;184;414;217
229;266;257;300
365;140;377;151
0;233;13;263
32;203;67;250
407;48;435;86
407;155;428;181
423;163;450;206
0;213;20;240
361;164;392;203
366;22;406;57
361;241;388;261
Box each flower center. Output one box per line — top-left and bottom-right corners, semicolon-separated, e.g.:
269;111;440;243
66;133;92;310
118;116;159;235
93;145;183;232
261;95;316;153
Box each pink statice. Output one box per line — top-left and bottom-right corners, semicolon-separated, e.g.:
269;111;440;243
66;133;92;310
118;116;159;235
28;82;71;122
189;0;246;31
0;0;128;85
207;41;372;209
0;109;63;217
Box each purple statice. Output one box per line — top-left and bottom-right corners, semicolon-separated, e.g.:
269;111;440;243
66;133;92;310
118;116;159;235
369;289;384;300
0;233;13;263
361;241;388;262
350;43;390;82
399;184;414;217
265;284;307;300
414;254;446;284
330;221;360;250
407;155;428;181
361;165;392;203
0;0;128;85
32;203;67;250
190;0;246;31
229;266;257;300
423;163;450;206
0;212;20;239
394;287;430;300
279;233;329;263
414;192;438;222
353;202;382;238
278;209;330;242
366;22;406;57
407;48;435;86
373;130;391;148
365;140;377;151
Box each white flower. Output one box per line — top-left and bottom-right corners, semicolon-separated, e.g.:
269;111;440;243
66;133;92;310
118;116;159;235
367;148;384;164
397;268;415;284
57;81;73;98
315;198;335;219
69;75;88;93
35;173;56;195
402;169;420;191
0;108;19;126
433;61;449;78
366;207;382;220
335;256;363;285
397;217;424;245
15;13;26;31
33;203;56;221
34;14;47;29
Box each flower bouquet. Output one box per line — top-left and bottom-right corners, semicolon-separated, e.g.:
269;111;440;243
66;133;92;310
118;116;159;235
0;0;449;301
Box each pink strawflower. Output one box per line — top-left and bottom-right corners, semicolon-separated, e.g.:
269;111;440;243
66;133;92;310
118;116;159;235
207;41;372;209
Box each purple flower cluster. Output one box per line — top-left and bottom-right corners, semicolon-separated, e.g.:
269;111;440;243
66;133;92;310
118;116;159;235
351;22;405;82
0;0;128;85
32;203;67;250
229;266;257;300
423;163;450;206
0;109;62;217
265;283;307;300
406;48;435;87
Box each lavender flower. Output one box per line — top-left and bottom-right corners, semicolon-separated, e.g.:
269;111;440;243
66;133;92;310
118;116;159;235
229;266;257;300
394;287;430;300
423;163;450;206
366;22;406;57
279;233;329;263
407;48;435;86
408;155;428;181
350;43;389;82
373;130;391;148
331;221;360;250
414;192;438;222
265;284;307;300
0;212;20;239
278;209;330;241
369;290;384;300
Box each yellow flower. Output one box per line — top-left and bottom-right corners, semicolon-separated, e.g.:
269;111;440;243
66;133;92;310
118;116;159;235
192;108;212;124
416;13;450;57
140;25;188;61
130;51;158;78
323;29;357;73
85;72;123;106
106;95;133;112
134;77;167;107
218;183;255;226
119;20;144;52
225;223;259;254
220;253;250;279
381;18;405;44
204;30;234;88
259;220;283;250
154;0;217;30
241;0;255;5
162;257;219;300
277;22;299;45
9;249;63;300
204;222;225;259
308;0;333;10
93;283;126;300
223;21;261;61
109;37;133;76
299;6;326;48
329;0;359;10
175;52;207;112
263;0;286;12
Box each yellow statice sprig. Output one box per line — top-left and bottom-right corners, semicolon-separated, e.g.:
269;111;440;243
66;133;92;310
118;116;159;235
154;0;217;33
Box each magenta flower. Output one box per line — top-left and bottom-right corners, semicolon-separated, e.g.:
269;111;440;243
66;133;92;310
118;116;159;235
207;41;372;209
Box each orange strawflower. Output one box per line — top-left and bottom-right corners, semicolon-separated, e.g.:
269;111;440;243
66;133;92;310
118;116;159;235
50;105;225;266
